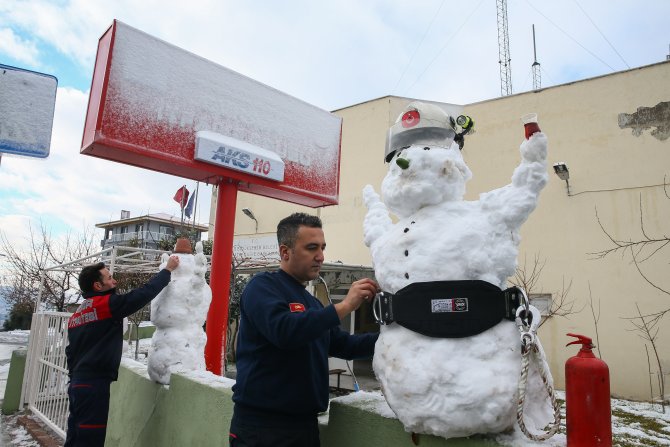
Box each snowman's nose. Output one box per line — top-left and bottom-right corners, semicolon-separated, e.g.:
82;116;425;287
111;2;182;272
396;157;410;170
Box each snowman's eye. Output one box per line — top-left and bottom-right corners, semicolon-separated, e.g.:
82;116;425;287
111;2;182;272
424;147;430;151
396;150;403;158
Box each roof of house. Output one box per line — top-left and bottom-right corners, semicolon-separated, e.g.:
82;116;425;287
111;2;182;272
95;212;208;231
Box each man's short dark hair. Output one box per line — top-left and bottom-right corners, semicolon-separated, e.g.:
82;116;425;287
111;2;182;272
78;262;106;294
277;213;322;248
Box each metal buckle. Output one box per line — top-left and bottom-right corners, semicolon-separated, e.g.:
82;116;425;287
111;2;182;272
373;292;393;325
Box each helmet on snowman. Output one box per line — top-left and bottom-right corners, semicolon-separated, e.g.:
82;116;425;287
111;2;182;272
384;101;474;162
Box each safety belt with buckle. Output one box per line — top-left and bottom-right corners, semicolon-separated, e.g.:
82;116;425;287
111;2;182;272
373;280;525;338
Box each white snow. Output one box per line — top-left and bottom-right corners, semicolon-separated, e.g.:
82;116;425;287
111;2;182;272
147;241;212;384
109;21;341;173
0;66;57;157
363;110;550;439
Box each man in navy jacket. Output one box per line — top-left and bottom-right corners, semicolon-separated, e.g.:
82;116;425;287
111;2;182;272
65;255;179;447
230;213;380;447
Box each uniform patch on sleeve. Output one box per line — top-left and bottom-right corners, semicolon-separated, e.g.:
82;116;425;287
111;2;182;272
289;303;305;312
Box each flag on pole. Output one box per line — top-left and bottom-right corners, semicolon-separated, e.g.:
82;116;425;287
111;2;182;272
184;191;196;218
173;186;189;209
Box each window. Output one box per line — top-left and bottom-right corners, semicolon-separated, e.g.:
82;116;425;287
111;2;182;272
135;224;144;233
159;225;174;235
530;293;552;316
120;226;128;234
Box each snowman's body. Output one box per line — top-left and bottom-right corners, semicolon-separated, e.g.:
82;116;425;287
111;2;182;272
363;133;551;438
148;241;211;384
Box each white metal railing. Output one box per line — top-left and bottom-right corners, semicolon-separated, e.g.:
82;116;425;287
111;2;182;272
22;311;71;440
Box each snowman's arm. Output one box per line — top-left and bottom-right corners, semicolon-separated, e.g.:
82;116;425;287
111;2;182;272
362;185;392;247
481;133;548;226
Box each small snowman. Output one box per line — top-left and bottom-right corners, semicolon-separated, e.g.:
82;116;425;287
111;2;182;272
148;238;212;384
363;102;553;439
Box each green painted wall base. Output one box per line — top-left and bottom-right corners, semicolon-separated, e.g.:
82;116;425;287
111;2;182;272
2;348;27;415
107;360;509;447
124;323;156;341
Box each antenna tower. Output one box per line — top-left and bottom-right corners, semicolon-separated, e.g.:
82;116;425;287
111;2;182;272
496;0;513;96
532;24;541;90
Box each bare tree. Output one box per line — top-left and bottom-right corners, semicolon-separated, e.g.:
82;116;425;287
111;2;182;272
590;183;670;324
627;303;666;411
591;178;669;410
509;253;582;327
587;282;603;358
0;222;98;313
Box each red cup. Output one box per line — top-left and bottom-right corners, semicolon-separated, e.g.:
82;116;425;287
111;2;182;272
522;113;540;139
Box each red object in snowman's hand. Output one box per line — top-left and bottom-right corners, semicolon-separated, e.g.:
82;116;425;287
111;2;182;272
522;113;541;139
402;110;420;128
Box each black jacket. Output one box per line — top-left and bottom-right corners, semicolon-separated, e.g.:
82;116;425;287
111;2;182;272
232;270;378;423
66;269;172;380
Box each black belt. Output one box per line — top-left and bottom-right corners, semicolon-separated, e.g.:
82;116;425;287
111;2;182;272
373;280;524;338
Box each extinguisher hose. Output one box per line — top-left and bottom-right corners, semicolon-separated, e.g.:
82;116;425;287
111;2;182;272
516;338;562;441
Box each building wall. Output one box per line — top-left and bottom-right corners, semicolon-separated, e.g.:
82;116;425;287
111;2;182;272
211;61;670;400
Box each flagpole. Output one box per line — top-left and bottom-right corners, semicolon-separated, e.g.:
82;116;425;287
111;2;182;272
191;182;199;232
180;185;185;231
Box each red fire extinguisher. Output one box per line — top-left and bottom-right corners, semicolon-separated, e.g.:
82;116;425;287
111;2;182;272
565;333;612;447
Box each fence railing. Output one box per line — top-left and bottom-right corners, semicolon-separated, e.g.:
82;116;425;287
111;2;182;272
22;311;71;440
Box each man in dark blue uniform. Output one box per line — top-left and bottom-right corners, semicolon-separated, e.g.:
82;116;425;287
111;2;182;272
230;213;380;447
65;255;179;446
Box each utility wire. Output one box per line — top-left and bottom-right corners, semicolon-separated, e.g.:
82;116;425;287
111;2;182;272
393;0;447;92
572;0;630;69
404;0;486;95
523;0;616;72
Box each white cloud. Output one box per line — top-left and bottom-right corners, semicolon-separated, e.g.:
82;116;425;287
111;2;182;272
0;28;39;65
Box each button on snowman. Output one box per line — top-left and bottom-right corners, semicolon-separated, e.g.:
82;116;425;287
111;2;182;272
363;102;553;438
148;239;212;384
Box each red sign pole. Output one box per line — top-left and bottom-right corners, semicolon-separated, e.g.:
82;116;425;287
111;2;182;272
205;179;238;375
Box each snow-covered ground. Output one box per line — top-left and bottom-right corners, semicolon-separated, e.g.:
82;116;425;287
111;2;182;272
1;330;668;446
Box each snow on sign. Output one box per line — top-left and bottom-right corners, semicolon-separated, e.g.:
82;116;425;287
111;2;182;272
0;64;57;159
81;20;342;207
195;131;285;182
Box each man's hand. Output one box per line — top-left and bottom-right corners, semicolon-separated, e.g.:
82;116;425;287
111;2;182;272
334;278;380;319
165;255;180;272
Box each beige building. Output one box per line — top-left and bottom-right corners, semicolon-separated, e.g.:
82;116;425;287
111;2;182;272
211;60;670;401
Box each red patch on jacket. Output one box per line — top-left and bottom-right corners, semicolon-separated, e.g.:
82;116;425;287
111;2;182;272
289;303;305;312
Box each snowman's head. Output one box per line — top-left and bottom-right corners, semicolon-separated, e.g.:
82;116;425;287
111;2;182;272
385;101;457;163
381;144;472;217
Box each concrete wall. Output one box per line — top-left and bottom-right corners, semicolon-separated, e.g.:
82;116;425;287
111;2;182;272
211;61;670;400
2;348;26;414
106;361;510;446
124;323;156;341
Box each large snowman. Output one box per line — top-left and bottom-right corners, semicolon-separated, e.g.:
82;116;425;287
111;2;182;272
363;102;553;439
148;239;212;384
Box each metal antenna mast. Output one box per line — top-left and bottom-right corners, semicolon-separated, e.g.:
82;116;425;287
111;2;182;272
532;24;541;90
496;0;513;96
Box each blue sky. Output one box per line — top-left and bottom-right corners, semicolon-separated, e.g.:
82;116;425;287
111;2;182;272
1;0;669;256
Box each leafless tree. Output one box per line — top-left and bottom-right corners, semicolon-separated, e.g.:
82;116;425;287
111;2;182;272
509;253;582;327
0;222;98;313
587;282;603;358
591;178;669;409
627;303;666;411
590;182;670;324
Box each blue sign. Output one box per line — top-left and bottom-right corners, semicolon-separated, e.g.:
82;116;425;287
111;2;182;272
0;64;58;158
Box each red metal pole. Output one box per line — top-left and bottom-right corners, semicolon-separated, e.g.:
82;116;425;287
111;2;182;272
205;179;238;375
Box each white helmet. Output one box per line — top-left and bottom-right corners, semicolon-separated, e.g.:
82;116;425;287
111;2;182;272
384;101;473;162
